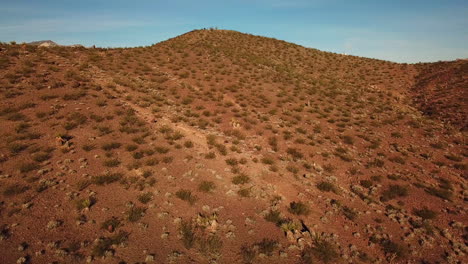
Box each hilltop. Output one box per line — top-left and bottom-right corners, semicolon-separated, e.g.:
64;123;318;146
0;29;466;264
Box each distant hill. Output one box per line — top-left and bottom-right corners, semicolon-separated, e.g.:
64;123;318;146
27;40;59;47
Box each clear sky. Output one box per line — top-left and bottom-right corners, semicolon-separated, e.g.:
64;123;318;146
1;0;467;63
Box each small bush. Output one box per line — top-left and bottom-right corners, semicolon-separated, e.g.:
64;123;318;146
8;143;28;154
92;231;129;257
413;207;437;220
19;162;39;173
288;201;310;216
101;142;121;151
240;245;256;264
232;174;250;185
264;210;284;226
287;148;304;160
198;181;216;193
380;239;407;259
137;192;153;204
381;185;408;202
103;158;120;167
256;238;278;256
75;197;96;210
237;188;251;197
3;184;29;196
180;220;196;249
316;181;338;193
126;206;146;222
176;189;197;205
302;239;339;264
91;173;123;185
342;206;358;221
82;144;96;152
101;217;121;231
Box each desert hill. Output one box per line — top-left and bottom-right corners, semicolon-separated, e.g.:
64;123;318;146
0;29;466;264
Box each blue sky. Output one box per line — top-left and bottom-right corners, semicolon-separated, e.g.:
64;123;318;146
0;0;467;63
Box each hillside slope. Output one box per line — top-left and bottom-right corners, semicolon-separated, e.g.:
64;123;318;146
0;29;466;264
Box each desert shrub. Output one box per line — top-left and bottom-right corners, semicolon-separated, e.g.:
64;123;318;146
19;162;39;173
103;158;120;167
63;90;86;101
261;157;275;165
180;220;196;249
162;156;173;163
301;239;339;264
225;158;238;166
360;180;373;188
342;206;358;221
154;146;169;154
75;197;96;210
268;137;278;151
380;239;407;259
200;234;223;255
126;206;146;222
366;158;385;168
184;140;194;148
232;174;250;185
264;210;284;226
91;173;123;185
32;152;52;162
254;238;277;256
205;152;216;159
92;231;129;257
137;192;153;204
176;189;197;205
286;165;299;174
413;207;437;220
101;217;121;231
444;154;462;162
82;144;96;152
198;181;216;193
288;201;310;216
287;148;303;160
240;245;256;264
101;142;121;151
238;188;251;197
342;135;354;145
3;184;29;196
316;181;338;193
8;143;28;154
76;180;91;191
381;185;408;202
426;185;452;201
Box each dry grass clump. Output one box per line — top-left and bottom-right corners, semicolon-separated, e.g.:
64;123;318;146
176;189;197;205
